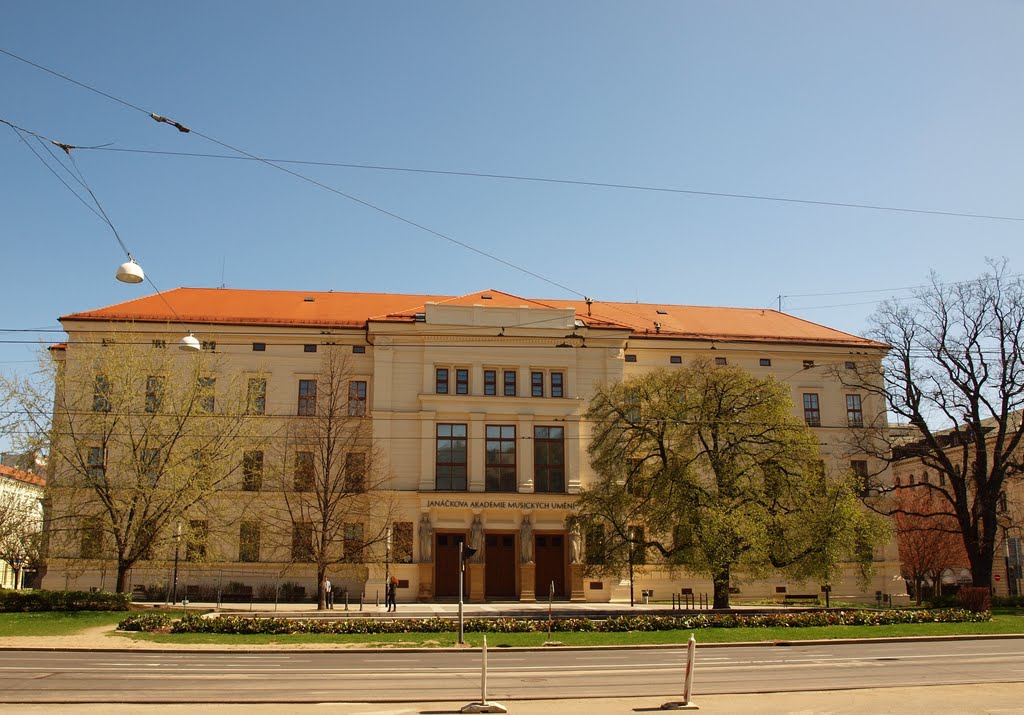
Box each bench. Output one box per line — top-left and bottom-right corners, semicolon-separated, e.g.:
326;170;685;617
783;594;819;606
221;586;253;603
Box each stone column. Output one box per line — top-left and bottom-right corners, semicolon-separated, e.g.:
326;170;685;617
417;563;433;602
468;563;486;603
519;562;536;602
570;563;585;602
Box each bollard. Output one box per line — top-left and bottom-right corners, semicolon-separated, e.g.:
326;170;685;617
661;634;698;710
359;593;364;611
460;635;507;713
345;592;349;611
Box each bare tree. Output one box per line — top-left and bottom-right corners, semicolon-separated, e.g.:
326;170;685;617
267;346;396;610
894;486;969;604
2;336;258;593
0;486;43;588
840;260;1024;589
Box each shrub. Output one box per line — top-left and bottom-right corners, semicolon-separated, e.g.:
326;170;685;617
958;586;991;613
117;613;172;632
0;590;132;612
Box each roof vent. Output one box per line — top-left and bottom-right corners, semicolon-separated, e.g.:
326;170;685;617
413;312;426;322
656;309;668;315
303;296;315;302
481;294;493;299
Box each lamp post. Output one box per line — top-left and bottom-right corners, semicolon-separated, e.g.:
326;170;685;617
628;527;635;608
171;523;182;604
384;524;392;607
458;540;477;644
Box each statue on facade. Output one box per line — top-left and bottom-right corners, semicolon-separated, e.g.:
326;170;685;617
469;515;484;563
520;515;534;564
569;518;582;565
418;513;433;563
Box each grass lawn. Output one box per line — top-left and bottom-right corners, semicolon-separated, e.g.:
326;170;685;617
0;611;133;637
127;612;1024;647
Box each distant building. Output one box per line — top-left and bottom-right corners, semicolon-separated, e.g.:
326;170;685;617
45;287;900;603
0;464;45;589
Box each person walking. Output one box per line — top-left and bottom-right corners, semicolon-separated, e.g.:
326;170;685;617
386;575;398;612
324;578;334;609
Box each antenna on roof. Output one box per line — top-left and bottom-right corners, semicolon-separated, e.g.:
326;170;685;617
220;257;226;289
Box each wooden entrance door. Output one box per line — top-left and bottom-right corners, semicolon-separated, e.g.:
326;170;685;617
434;532;467;598
485;533;516;599
535;533;566;598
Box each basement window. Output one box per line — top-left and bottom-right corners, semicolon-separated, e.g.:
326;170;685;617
352;346;366;354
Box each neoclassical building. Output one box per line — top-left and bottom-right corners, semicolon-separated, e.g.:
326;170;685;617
46;287;901;603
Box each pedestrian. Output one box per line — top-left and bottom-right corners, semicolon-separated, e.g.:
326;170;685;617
324;578;334;609
387;575;398;612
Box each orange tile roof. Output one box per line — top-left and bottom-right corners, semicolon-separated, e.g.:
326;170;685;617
60;287;884;348
0;464;46;488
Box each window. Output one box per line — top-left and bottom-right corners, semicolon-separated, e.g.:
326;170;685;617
534;426;565;493
503;370;517;396
456;369;469;395
851;460;870;496
551;372;564;397
486;425;517;492
344;523;364;562
393;522;413;563
201;340;216;352
144;376;164;413
297;379;317;416
291;523;313;561
484;370;497;396
295;451;314;491
436;368;449;394
585;524;606;565
625;389;641;423
803;393;821;427
304;344;317;353
197;377;216;413
186;520;208;561
759;358;772;367
239;521;260;562
630;526;647;565
531;371;544;397
93;375;112;413
345;452;366;492
845;361;856;370
670;356;682;364
139;448;161;485
436;424;468;490
252;342;266;351
803;360;815;369
625;354;637;363
242;450;263;491
846;394;864;427
348;380;367;416
151;339;166;349
352;345;366;354
714;357;728;366
79;517;104;559
999;491;1009;513
247;378;267;415
87;447;106;481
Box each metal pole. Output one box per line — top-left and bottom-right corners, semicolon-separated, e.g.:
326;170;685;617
628;529;635;607
548;580;554;641
661;633;697;710
481;634;488;705
458;541;465;645
171;523;181;604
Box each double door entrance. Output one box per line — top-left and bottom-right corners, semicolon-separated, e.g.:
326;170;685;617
434;530;568;600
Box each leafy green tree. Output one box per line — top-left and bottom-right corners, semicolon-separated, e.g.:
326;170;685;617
577;358;886;608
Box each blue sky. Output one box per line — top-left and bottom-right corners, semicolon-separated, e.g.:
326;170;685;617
2;2;1023;388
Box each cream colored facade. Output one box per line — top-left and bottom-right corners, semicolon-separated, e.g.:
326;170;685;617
45;288;902;604
0;465;45;590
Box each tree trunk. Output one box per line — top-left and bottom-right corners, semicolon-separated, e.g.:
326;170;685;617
317;564;327;610
712;568;731;609
914;577;923;605
116;561;131;594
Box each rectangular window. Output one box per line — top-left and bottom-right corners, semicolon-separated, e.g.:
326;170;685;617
93;375;112;413
851;460;870;496
631;526;647;565
455;368;469;395
139;448;160;485
625;389;641;423
585;524;605;565
145;376;164;413
295;451;314;491
197;377;216;413
242;450;263;491
803;393;821;427
625;354;637;363
393;522;413;563
291;522;313;561
845;361;856;370
80;517;104;559
670;356;682;364
352;345;366;354
87;446;105;481
201;341;216;352
485;425;517;492
759;358;772;367
531;371;544;397
436;423;468;490
348;380;367;416
551;372;564;397
239;521;260;563
534;426;565;493
252;342;266;351
504;370;517;397
803;360;815;369
345;452;366;492
297;379;317;416
484;370;497;396
847;394;864;427
436;368;449;394
304;344;317;353
344;523;364;562
714;357;728;366
247;378;267;415
186;520;208;562
151;339;166;349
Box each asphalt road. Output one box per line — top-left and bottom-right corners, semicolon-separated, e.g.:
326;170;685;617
2;639;1023;704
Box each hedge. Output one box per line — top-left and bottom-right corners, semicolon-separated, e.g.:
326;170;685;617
0;590;132;612
117;613;173;632
123;608;990;635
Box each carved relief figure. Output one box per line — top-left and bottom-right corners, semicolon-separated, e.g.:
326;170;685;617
569;518;582;565
520;515;534;564
469;515;484;563
418;513;433;563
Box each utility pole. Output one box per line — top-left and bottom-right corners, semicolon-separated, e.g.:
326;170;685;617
171;522;181;604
